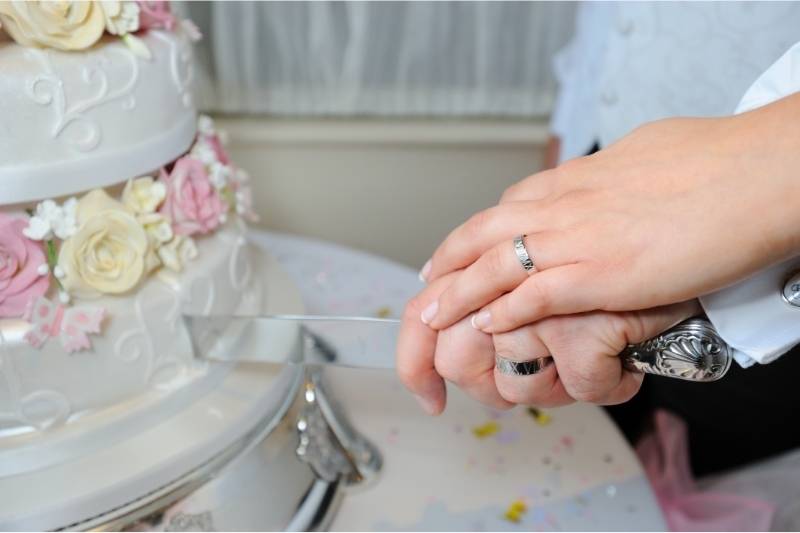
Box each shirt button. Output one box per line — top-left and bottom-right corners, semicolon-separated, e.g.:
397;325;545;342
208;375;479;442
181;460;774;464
782;271;800;307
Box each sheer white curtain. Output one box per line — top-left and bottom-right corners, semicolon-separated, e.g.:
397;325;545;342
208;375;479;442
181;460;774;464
179;1;576;117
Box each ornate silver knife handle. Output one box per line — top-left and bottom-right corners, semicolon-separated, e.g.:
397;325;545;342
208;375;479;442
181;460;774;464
620;317;731;382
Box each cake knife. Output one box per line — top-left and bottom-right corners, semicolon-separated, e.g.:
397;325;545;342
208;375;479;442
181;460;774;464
183;314;732;382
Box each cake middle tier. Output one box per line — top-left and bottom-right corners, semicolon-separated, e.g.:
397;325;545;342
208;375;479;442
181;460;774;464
0;221;260;434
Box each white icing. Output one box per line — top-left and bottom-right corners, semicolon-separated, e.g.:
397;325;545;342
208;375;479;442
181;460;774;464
0;31;196;205
0;223;259;434
25;44;140;152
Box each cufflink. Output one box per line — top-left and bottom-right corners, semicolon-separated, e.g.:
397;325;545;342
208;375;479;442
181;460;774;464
782;270;800;307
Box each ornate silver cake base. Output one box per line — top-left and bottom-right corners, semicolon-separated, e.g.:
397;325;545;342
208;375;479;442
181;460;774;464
74;368;380;532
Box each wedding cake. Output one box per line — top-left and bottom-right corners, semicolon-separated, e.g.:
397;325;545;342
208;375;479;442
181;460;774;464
0;3;341;530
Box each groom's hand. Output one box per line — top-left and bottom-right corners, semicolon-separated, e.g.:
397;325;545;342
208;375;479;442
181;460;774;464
491;300;699;407
398;275;700;412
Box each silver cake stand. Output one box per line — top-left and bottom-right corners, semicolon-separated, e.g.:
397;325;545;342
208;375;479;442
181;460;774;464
86;368;382;532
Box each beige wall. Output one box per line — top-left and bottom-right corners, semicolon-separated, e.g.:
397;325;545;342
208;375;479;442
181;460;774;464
217;117;547;269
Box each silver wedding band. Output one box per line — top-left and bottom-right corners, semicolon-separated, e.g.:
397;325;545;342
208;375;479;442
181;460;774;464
513;234;536;273
495;354;553;376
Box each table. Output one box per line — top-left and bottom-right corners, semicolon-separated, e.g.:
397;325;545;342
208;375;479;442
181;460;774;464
253;230;667;531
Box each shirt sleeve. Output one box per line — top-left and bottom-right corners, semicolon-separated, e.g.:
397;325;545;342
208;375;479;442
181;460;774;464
700;41;800;367
548;2;614;162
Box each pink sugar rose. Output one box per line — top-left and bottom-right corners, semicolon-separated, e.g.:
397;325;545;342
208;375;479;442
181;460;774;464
137;0;176;31
159;156;226;236
0;214;50;318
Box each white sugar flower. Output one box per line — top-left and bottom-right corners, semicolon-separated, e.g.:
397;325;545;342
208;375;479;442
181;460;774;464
158;235;198;272
24;198;78;241
101;1;140;35
138;212;174;245
230;170;258;222
122;176;167;214
190;140;217;166
197;115;216;136
209;162;232;189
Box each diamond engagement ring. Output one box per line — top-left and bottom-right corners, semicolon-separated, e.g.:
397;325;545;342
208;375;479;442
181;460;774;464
495;355;553;376
513;235;536;273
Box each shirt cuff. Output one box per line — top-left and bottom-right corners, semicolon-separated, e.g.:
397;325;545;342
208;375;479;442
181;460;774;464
700;258;800;367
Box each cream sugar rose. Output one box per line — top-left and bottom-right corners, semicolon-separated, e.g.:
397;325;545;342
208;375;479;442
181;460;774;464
0;1;179;53
0;116;256;354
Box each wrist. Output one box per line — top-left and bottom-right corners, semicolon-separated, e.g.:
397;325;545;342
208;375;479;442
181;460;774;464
730;94;800;259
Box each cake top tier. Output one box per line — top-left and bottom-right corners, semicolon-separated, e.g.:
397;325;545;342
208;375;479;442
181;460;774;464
0;1;199;205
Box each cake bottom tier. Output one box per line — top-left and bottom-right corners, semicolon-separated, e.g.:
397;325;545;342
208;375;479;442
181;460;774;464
0;244;311;530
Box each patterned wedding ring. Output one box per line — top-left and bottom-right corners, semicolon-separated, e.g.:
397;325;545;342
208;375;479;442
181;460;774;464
513;235;536;273
495;354;553;376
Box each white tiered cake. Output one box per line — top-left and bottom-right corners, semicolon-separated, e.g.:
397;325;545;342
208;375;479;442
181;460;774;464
0;3;319;530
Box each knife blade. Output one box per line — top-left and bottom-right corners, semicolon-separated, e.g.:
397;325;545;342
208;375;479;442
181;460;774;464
183;314;732;381
184;314;400;370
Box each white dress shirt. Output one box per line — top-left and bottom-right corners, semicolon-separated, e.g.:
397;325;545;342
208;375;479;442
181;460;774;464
700;41;800;367
550;2;800;163
551;4;800;366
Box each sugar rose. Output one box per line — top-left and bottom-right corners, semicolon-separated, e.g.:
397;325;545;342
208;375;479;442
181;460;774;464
58;189;159;298
0;214;49;318
160;157;227;236
0;1;106;51
136;0;175;31
101;0;139;36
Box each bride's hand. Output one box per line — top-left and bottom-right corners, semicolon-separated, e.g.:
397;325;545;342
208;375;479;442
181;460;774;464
397;270;700;413
419;94;800;334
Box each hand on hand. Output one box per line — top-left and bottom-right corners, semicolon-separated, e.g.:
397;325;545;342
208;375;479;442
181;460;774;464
396;269;700;414
420;99;800;335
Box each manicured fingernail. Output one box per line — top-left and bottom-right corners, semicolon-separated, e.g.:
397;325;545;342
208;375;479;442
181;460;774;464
472;310;492;330
420;300;439;325
415;394;439;416
418;259;432;283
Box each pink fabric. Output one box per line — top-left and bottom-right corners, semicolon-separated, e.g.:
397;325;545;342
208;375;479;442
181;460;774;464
159;157;225;236
0;214;49;318
636;410;775;531
137;0;177;31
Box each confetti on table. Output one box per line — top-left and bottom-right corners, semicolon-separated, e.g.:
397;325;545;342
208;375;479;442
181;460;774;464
472;421;500;438
375;306;392;318
560;435;574;451
527;407;552;426
496;429;521;444
503;500;528;523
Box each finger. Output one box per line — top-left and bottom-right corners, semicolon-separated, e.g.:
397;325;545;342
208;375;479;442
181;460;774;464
620;299;703;345
535;313;644;406
396;271;461;415
499;169;559;204
426;200;557;282
427;232;570;330
474;263;594;333
557;347;644;406
434;317;514;410
492;326;574;407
